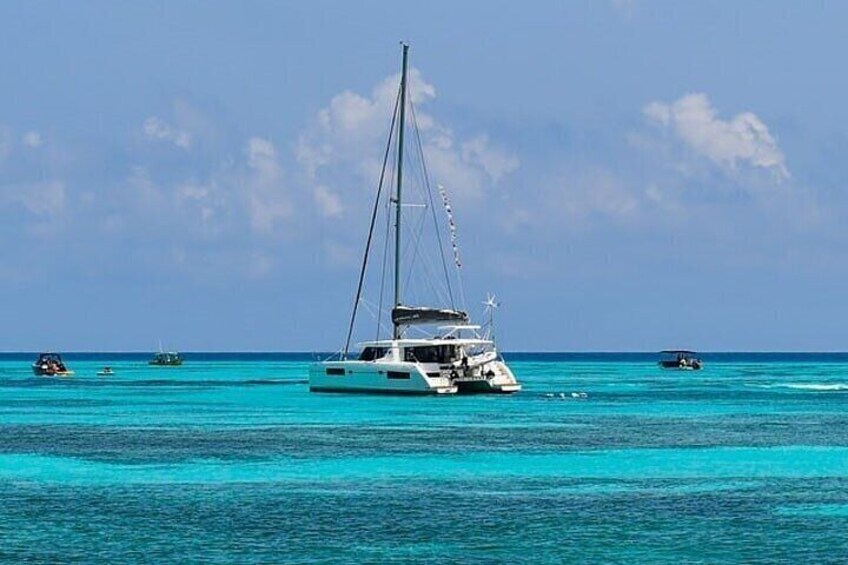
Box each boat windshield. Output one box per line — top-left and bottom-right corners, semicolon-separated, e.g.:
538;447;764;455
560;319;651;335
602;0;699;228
403;345;458;364
661;350;698;360
37;353;62;363
359;347;388;361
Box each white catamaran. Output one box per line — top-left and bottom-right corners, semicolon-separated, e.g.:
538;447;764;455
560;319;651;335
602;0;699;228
309;44;521;395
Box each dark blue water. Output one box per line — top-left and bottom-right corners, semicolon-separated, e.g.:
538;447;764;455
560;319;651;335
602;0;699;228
1;353;847;563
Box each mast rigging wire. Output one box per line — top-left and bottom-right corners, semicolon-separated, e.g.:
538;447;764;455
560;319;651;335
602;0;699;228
376;110;399;342
409;98;456;308
343;85;401;358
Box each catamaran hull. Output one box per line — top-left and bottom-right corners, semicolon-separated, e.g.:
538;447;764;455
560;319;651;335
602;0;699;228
310;386;455;395
309;359;520;395
309;362;458;395
456;380;521;394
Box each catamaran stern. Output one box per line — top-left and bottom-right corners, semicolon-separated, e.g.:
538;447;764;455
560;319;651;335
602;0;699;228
453;360;522;394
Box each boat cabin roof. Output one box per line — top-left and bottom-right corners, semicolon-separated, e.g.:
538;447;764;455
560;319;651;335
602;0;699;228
660;349;698;355
357;338;493;348
36;352;63;360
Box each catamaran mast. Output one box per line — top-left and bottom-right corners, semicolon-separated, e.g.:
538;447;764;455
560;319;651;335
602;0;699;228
393;43;409;340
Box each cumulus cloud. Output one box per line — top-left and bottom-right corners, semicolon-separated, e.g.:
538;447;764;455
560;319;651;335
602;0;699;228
297;68;436;186
246;138;279;178
122;135;292;243
643;93;789;180
0;125;64;224
142;116;192;149
1;179;66;217
461;135;520;184
244;137;291;234
297;67;519;215
316;68;436;146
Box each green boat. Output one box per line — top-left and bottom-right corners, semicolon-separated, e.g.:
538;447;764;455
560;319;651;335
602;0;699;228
149;351;183;366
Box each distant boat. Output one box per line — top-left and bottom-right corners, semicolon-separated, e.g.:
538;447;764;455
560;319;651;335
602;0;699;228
96;367;114;376
149;352;183;366
658;350;703;371
308;45;521;395
32;352;73;376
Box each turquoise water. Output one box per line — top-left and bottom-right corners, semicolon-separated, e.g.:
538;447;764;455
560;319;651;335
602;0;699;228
2;353;848;563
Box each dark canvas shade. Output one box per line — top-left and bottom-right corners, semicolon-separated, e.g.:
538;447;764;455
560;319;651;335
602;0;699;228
392;306;469;326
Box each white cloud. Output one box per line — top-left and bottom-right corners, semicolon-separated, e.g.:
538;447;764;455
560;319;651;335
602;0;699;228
505;165;640;234
297;67;519;215
27;180;66;216
2;179;66;216
297;69;435;184
143;116;192;149
244;137;291;234
553;167;639;224
21;131;43;148
247;137;280;180
643;93;789;180
461;135;520;184
125;166;167;211
122;165;220;240
124;134;293;242
314;185;343;217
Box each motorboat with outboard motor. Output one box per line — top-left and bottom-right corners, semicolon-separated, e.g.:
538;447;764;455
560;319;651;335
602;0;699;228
32;352;73;376
658;350;703;371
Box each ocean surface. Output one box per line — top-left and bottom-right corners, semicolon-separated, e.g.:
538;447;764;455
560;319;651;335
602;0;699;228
2;352;848;563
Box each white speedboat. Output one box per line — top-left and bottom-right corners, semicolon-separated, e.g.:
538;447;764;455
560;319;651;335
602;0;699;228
309;44;521;395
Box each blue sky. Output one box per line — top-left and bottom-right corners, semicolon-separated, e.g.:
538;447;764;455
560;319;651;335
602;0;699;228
2;1;848;351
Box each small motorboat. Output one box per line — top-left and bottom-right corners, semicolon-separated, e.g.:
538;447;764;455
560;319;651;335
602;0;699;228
96;367;114;376
149;351;183;366
32;352;73;376
658;350;703;371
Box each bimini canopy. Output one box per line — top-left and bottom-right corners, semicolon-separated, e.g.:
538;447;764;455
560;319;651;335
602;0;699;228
392;305;468;326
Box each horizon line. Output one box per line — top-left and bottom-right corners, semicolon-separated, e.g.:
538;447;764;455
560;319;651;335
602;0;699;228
4;350;848;355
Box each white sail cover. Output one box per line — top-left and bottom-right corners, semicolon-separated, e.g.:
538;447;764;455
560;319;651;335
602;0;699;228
392;305;468;326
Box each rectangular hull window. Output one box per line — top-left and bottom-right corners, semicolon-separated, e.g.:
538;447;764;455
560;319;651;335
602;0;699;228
387;371;410;380
326;368;346;376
